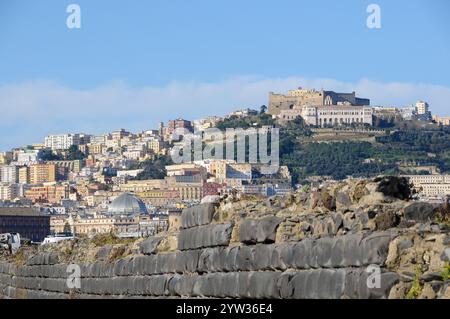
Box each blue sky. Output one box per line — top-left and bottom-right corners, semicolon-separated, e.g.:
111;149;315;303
0;0;449;150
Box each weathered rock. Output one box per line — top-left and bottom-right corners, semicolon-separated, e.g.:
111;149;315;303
374;211;400;230
336;192;352;209
239;216;282;244
178;223;233;250
404;202;436;222
181;203;217;229
138;237;163;255
201;195;220;204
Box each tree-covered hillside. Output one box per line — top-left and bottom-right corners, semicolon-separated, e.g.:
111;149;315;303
214;114;450;184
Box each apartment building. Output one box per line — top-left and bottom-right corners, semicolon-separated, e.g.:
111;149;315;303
29;164;57;184
0;165;19;183
0;183;24;200
44;134;81;150
25;184;70;204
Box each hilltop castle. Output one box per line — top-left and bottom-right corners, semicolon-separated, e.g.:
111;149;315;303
268;87;372;126
268;87;370;115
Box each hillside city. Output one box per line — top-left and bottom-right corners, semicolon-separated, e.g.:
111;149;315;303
0;87;450;243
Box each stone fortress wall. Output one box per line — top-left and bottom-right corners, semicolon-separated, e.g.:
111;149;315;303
0;177;449;299
268;88;370;116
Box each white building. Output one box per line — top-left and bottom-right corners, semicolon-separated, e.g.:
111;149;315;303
44;134;81;150
16;149;42;164
415;101;429;115
278;104;373;127
0;183;25;200
0;165;19;183
400;106;416;120
404;175;450;198
90;135;108;145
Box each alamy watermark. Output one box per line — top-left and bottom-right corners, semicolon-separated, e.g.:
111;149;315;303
66;264;81;289
66;4;81;29
170;127;280;175
366;4;381;29
366;264;381;289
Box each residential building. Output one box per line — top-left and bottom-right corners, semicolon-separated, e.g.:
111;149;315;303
44;134;81;150
0;165;19;183
0;183;24;200
136;189;179;206
49;160;83;174
87;143;105;155
415;100;432;121
25;184;70;204
415;100;429;115
111;129;130;141
51;215;115;235
0;152;13;165
166;164;207;178
16;149;42;164
29;164;56;184
147;138;164;154
167;118;193;135
228;108;258;118
433;115;450;126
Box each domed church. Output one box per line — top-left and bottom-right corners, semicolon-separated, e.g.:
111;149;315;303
108;193;148;216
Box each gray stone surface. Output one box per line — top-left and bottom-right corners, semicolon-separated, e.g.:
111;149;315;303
138;237;163;255
181;203;217;229
239;216;282;244
178;222;233;250
404;202;436;222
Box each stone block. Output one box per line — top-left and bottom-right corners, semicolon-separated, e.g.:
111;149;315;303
239;216;282;244
181;203;217;229
178;223;233;250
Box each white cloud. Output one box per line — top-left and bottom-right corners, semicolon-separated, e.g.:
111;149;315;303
1;76;450;150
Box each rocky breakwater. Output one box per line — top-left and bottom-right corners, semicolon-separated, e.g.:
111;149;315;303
0;176;449;299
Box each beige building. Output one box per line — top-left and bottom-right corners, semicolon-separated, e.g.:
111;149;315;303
420;184;450;197
29;164;56;184
117;176;204;202
19;166;29;184
405;175;450;185
268;87;370;116
49;160;83;174
415;100;429;115
118;179;170;193
86;143;105;155
136;189;179;206
51;215;115;235
148;138;164;154
25;185;69;204
0;183;23;200
0;152;13;165
51;214;167;236
433;115;450;126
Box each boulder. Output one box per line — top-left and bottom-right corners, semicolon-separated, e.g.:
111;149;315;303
404;202;436;222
